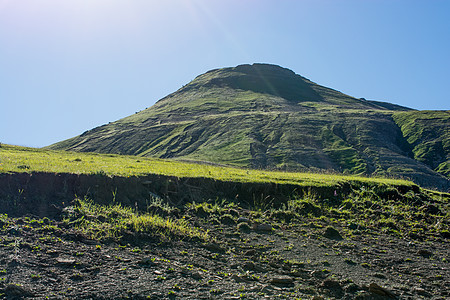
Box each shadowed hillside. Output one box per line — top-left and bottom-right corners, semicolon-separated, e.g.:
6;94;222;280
48;64;449;191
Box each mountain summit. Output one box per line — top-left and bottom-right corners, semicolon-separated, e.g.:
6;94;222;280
49;64;449;190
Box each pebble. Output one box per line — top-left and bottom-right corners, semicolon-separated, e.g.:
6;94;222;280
243;261;256;271
321;279;341;289
417;249;433;257
311;270;327;279
232;274;248;283
138;257;157;266
369;282;397;299
244;249;257;256
205;242;225;253
270;276;294;285
253;223;273;232
56;258;76;265
237;217;250;223
323;226;343;240
191;272;203;280
3;284;34;298
415;287;430;296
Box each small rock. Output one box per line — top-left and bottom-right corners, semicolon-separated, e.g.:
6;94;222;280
253;223;273;232
82;239;99;245
369;283;397;299
69;273;84;281
290;270;308;278
56;258;76;265
270;276;294;285
311;270;327;279
191;271;203;280
3;284;34;298
232;274;248;283
321;279;341;289
204;242;225;253
323;226;343;240
220;214;236;225
46;250;59;257
243;249;257;256
321;279;344;297
346;283;361;293
243;261;256;271
414;287;431;297
237;222;251;232
237;216;250;223
417;249;433;258
138;258;157;266
260;284;274;295
373;273;387;279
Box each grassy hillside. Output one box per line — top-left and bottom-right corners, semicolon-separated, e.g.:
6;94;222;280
47;64;449;191
0;144;414;188
393;110;450;177
1;143;449;299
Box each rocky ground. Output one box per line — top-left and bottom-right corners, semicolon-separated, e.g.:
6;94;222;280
0;198;448;300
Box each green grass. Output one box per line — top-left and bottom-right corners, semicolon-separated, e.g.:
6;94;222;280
0;144;415;188
44;64;449;191
393;110;450;176
64;197;208;242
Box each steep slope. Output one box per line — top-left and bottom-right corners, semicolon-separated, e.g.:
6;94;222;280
393;110;450;177
48;64;449;191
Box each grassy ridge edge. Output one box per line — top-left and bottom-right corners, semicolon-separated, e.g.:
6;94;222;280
0;144;415;189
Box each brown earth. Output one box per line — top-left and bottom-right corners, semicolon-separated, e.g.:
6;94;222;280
0;172;414;217
0;205;449;299
0;172;448;299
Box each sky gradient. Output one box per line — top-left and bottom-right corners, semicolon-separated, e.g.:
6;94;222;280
1;0;449;147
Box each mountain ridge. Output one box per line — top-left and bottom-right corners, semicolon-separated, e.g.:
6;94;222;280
48;63;449;191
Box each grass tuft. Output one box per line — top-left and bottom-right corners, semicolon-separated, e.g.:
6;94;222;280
64;198;208;242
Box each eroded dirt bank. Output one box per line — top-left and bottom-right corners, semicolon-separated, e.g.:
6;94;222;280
0;172;353;217
1;172;447;299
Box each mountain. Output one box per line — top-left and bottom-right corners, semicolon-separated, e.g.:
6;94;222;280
48;63;449;191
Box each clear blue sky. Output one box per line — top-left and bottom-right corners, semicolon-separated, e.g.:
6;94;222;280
1;0;449;147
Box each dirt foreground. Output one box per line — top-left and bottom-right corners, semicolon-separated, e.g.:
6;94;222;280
0;202;448;300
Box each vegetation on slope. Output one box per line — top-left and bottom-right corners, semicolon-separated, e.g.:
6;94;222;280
0;142;449;298
63;197;208;242
46;64;449;191
393;110;450;177
0;144;413;188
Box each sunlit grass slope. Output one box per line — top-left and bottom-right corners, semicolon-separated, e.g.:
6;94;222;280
0;144;414;188
47;64;449;191
393;110;450;177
